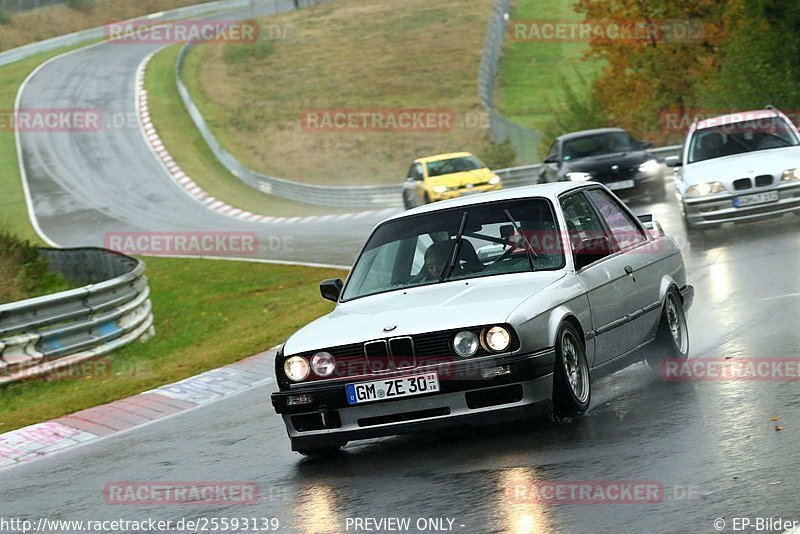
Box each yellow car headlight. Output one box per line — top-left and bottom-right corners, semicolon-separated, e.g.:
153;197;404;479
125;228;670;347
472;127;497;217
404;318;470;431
686;181;726;197
488;175;501;185
432;185;447;194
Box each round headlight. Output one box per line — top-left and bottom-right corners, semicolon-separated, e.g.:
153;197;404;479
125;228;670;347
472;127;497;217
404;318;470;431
284;356;310;382
311;352;336;377
485;326;511;352
453;330;479;357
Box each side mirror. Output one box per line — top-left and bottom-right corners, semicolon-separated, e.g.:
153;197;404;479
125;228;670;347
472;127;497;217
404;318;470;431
639;140;654;149
320;278;343;302
543;155;559;164
573;236;612;271
665;155;683;168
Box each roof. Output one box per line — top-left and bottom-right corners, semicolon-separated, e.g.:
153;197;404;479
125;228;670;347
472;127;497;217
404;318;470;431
555;128;627;141
414;152;475;164
694;109;780;132
386;181;591;222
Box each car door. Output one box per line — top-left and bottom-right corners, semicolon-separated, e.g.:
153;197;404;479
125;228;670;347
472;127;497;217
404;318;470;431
584;188;662;344
560;191;639;364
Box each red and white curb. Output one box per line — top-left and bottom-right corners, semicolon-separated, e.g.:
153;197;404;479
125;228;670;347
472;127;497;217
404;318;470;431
0;348;276;470
135;51;396;225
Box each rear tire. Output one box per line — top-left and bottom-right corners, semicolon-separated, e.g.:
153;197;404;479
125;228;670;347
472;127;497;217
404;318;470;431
552;322;591;417
647;289;689;370
423;193;432;205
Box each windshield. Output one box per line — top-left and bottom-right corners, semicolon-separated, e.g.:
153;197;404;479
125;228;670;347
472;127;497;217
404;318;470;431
688;118;800;163
426;155;485;177
341;199;564;301
562;132;639;161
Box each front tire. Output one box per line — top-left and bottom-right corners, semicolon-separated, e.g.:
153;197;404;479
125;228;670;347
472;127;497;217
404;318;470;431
647;288;689;369
552;322;591;417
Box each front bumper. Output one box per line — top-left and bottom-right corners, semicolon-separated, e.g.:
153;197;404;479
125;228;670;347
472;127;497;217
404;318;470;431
272;348;555;450
681;182;800;227
601;172;663;201
429;183;502;202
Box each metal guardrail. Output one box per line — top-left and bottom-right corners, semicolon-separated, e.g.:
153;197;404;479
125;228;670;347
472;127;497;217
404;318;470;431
0;0;258;64
0;248;154;384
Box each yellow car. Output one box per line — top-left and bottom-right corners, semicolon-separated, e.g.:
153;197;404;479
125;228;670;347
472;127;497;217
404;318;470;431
402;152;502;209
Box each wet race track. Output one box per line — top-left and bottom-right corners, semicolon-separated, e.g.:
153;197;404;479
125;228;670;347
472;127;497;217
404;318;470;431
3;184;800;534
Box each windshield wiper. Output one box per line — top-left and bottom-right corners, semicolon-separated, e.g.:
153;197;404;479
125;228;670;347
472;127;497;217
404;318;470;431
440;211;468;282
504;209;537;272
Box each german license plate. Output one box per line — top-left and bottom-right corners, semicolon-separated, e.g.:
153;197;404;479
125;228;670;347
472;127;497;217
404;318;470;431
734;190;779;207
606;179;634;191
346;372;439;405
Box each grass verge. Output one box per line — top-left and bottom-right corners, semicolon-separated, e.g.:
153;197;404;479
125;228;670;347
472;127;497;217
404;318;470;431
183;0;495;185
0;256;342;433
145;44;353;217
498;0;603;132
0;230;74;302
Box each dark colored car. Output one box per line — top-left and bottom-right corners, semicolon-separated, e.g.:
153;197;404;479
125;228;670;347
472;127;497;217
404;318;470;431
540;128;666;202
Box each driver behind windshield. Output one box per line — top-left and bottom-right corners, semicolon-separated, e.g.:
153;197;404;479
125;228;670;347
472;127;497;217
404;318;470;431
411;240;454;282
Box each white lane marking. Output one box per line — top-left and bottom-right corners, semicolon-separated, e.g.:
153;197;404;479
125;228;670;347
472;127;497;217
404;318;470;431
150;367;264;405
0;422;96;465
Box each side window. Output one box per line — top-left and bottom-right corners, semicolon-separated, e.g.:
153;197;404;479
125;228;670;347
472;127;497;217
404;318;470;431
407;163;423;180
559;193;605;252
546;141;559;162
585;189;647;249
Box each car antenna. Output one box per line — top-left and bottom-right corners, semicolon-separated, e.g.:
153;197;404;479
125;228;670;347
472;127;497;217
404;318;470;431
440;211;468;282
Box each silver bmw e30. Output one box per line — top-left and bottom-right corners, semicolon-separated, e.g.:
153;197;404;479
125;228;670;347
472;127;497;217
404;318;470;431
271;182;694;456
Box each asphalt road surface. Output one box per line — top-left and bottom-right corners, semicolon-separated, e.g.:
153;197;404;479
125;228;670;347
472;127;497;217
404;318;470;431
3;191;800;533
8;2;800;532
17;0;391;267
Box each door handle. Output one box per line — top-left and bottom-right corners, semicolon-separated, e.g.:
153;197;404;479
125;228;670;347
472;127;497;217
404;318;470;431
624;265;636;282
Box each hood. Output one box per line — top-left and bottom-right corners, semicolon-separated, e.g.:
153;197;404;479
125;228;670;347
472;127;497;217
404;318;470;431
284;270;565;355
563;150;651;175
428;168;494;188
682;146;800;188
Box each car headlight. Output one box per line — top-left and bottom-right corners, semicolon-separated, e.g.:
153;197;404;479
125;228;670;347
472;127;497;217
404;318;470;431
283;356;310;381
685;181;726;197
782;168;800;181
310;352;335;377
488;175;501;185
566;172;592;181
638;159;660;174
453;330;479;357
484;325;511;352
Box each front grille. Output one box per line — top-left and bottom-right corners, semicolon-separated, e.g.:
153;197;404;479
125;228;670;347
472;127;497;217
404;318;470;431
755;174;773;187
733;178;752;190
364;340;391;373
389;337;415;369
294;325;521;381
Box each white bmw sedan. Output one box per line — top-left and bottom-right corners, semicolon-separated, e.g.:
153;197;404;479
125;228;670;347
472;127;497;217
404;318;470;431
668;108;800;231
272;182;693;456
